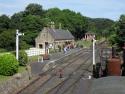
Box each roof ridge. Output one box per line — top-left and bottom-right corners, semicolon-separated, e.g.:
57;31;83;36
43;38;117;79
45;27;74;40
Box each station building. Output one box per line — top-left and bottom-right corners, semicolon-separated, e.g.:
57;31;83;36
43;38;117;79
35;27;74;50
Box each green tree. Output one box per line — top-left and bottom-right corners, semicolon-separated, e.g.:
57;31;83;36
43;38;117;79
0;29;16;51
21;15;43;31
0;3;117;51
0;15;10;32
25;3;43;16
45;8;88;39
22;31;38;46
10;12;25;30
115;15;125;49
87;18;114;38
19;40;30;49
11;8;44;32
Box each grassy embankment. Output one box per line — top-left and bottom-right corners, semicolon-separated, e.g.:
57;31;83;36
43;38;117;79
76;40;92;48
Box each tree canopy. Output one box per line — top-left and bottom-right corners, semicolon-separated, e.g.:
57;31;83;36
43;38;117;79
0;15;10;32
0;3;117;51
44;8;88;39
110;15;125;49
25;3;43;16
87;18;114;38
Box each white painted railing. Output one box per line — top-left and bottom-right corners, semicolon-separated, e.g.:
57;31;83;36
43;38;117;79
25;48;45;57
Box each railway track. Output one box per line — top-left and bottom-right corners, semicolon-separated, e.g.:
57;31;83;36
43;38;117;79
34;52;91;94
16;49;90;94
45;41;107;94
45;53;92;94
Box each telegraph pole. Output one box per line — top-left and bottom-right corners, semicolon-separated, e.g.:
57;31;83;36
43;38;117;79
16;29;24;60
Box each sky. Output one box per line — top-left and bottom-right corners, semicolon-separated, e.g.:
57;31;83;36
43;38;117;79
0;0;125;20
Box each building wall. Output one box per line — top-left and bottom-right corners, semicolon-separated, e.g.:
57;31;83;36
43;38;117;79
35;28;54;49
54;39;75;49
35;28;75;50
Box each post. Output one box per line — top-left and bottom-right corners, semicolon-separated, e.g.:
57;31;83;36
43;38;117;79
93;38;96;78
16;29;19;60
16;29;24;60
93;39;96;65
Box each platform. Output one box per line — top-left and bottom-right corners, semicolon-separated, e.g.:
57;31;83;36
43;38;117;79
91;76;125;94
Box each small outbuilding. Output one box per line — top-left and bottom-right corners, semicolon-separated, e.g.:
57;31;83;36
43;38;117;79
35;27;75;50
84;32;95;41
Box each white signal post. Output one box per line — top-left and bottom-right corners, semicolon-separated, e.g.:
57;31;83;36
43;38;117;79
93;38;97;78
16;29;24;60
93;38;96;65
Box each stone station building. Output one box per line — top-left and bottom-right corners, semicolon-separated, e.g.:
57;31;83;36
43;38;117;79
35;27;75;50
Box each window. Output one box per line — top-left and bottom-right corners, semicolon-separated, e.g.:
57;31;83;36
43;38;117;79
39;44;43;48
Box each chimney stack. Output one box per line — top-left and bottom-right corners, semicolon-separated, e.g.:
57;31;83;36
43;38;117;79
59;23;62;29
50;21;55;29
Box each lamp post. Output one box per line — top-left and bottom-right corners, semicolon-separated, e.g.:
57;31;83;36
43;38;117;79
16;29;24;60
93;38;96;65
93;38;96;77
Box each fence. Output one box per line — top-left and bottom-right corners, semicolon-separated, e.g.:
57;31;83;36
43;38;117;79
25;48;46;57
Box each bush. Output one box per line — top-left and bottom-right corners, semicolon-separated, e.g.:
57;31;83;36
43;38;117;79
0;54;19;76
0;48;7;53
19;51;28;66
11;50;28;66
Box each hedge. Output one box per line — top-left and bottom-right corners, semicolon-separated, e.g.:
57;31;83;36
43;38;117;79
0;54;19;76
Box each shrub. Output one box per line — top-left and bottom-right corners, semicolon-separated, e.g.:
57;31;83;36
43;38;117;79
11;50;28;66
19;51;28;66
0;54;19;76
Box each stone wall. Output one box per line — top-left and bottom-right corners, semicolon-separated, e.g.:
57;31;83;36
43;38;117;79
0;71;33;94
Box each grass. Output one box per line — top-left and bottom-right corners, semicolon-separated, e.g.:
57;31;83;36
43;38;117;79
18;66;26;73
76;40;92;48
0;66;26;84
28;55;39;63
0;52;11;56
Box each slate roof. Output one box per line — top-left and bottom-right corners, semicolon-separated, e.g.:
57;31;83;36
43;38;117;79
46;28;74;40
